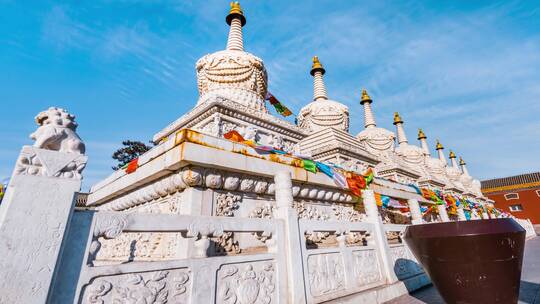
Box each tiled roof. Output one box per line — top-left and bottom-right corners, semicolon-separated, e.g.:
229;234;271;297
481;172;540;193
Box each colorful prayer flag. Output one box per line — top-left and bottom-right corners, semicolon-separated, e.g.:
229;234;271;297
302;159;317;173
266;92;293;117
332;169;348;189
316;162;333;178
125;158;139;174
224;130;246;143
364;168;374;185
346;173;366;197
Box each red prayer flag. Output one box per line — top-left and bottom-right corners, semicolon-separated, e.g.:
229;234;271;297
223;130;246;143
346;173;366;197
125;158;139;174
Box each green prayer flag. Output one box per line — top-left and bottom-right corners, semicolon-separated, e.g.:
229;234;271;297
302;159;317;173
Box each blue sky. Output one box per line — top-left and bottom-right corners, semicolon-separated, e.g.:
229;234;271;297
1;0;540;190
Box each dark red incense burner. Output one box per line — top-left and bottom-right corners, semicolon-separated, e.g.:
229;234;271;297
404;218;525;304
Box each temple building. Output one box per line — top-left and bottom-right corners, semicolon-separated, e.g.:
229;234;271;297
482;172;540;224
1;2;536;304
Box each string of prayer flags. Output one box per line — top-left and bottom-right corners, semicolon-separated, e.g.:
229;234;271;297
265;92;293;117
315;162;333;178
222;130;373;198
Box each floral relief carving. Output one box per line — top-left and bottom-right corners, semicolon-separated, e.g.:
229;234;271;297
293;201;329;221
214;192;242;255
83;269;190;304
249;204;274;243
332;204;365;222
217;262;276;304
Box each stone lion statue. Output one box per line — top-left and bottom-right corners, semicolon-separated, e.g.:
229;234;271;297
30;107;85;154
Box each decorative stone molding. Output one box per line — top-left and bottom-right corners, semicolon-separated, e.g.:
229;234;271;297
153;97;306;143
97;166;353;211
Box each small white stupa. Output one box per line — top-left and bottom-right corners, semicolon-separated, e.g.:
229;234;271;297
297;56;349;133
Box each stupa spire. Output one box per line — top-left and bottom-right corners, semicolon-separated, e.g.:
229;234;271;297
449;150;459;168
360;89;376;128
310;56;328;101
226;2;246;51
435;139;447;166
393;112;408;145
459;157;470;175
417;128;430;156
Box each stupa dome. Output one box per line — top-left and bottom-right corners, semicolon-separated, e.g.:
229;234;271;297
297;57;349;133
195;2;268;112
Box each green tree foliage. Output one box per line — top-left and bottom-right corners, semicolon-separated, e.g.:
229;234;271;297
112;140;152;170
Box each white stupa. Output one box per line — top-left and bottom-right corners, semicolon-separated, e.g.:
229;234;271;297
297;56;349;133
195;2;269;113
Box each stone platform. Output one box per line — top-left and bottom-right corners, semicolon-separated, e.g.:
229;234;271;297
385;235;540;304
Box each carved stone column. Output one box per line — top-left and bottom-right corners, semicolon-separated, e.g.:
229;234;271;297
407;198;423;225
437;204;450;222
362;189;399;284
0;146;87;304
273;171;307;303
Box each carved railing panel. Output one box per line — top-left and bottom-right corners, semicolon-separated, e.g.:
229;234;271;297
75;212;287;303
298;219;385;303
384;224;425;281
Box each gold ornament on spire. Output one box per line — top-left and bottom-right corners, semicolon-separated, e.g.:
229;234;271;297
393;112;403;125
310;56;326;76
417;128;426;140
436;139;444;150
226;1;246;26
459;157;466;166
449;150;456;159
360;88;372;104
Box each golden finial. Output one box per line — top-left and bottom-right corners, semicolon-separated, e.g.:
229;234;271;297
310;56;326;76
360;88;372;104
393;112;403;125
449;150;456;159
226;2;246;26
417;128;426;140
435;139;444;150
459;157;466;166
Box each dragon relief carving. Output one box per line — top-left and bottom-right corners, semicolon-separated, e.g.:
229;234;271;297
217;262;276;304
214;193;242;255
84;270;190;304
